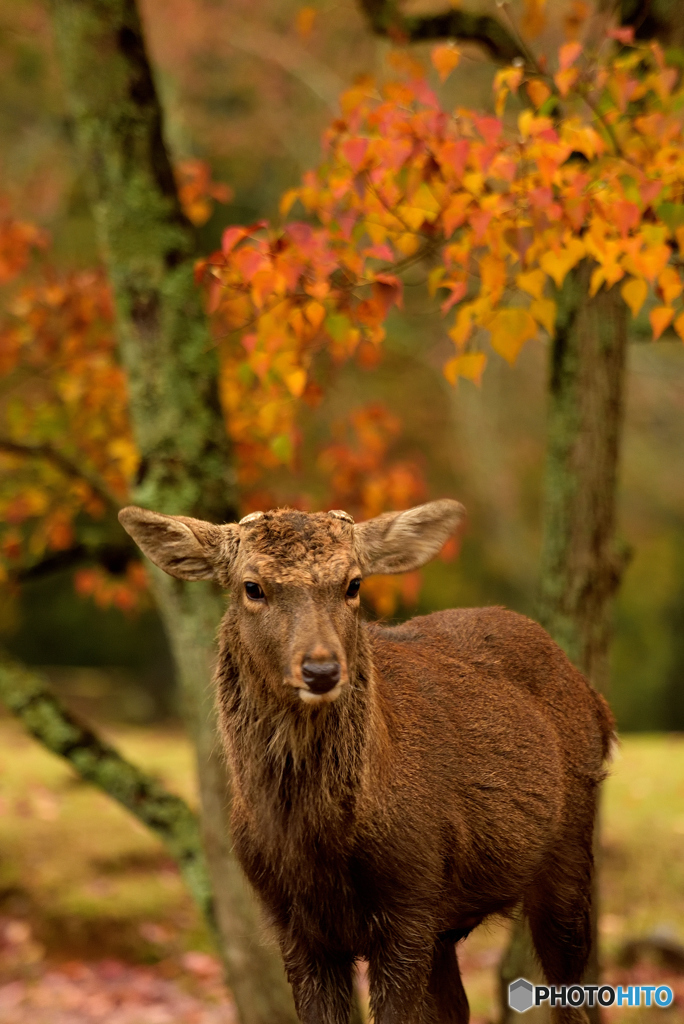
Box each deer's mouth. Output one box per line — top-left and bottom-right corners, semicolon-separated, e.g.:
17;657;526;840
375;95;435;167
297;682;344;705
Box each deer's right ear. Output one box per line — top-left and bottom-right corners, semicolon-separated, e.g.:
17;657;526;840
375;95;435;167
118;506;239;582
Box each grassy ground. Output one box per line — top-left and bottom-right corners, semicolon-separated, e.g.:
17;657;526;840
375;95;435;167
0;710;682;1022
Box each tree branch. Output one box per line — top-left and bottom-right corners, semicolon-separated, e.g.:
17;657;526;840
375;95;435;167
0;655;217;937
0;437;121;512
357;0;525;63
13;540;139;582
229;23;345;111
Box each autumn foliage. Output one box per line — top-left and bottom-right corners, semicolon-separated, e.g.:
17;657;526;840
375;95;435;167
3;28;684;613
201;30;684;439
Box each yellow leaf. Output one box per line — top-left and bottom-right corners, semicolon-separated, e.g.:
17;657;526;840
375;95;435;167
674;312;684;342
395;233;420;256
480;255;506;300
295;6;316;38
410;183;441;221
428;266;446;296
649;306;674;340
516;268;546;300
285;369;307;397
540;239;585;288
396;205;426;231
448;305;475;349
620;277;648;318
526;79;551;109
488;308;538;365
431;44;460;83
443;352;487;386
108;439;140;479
589;266;605;297
462;172;484;196
530;298;556;335
280;189;300;216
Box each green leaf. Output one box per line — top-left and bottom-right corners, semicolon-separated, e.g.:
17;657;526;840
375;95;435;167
656;203;684;233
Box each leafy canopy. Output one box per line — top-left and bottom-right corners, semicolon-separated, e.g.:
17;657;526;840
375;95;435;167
200;27;684;465
3;24;684;614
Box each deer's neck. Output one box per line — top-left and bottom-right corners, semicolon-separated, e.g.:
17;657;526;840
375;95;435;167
215;618;374;834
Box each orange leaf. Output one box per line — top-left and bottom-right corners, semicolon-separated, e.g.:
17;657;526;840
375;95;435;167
658;266;683;306
285;369;307;397
649;306;674;340
304;300;326;330
522;0;547;38
554;66;579;97
526;80;551;109
559;41;582;70
488;308;538;365
295;6;316;38
674;312;684;342
431;44;460;83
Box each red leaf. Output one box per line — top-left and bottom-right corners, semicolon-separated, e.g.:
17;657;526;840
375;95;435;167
474;116;503;145
441;281;468;313
608;27;634;43
438;139;470;179
221;226;247;254
342;138;369;172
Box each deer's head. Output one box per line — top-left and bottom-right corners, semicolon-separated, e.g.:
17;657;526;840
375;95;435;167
119;500;465;706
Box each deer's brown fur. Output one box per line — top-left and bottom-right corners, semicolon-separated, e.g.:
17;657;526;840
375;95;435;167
119;501;614;1024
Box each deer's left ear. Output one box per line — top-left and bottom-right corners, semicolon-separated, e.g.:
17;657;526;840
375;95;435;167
354;499;466;576
118;506;239;581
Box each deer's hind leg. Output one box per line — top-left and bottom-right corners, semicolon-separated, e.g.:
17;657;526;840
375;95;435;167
524;838;594;1024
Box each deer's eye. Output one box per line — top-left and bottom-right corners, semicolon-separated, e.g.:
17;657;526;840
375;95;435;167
244;581;265;601
346;577;361;599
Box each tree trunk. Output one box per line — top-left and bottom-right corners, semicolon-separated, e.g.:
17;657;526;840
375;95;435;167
499;263;628;1024
50;2;297;1021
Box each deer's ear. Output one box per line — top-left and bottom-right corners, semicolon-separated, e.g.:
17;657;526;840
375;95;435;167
118;506;238;581
354;499;466;576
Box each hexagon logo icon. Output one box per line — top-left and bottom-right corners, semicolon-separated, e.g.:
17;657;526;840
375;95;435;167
509;978;534;1013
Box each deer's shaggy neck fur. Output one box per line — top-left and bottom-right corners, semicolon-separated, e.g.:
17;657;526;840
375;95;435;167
215;610;380;862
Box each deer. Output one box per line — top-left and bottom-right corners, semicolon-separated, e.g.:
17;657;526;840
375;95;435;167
119;499;614;1024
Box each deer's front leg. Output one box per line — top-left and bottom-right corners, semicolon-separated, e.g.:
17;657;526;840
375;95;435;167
281;937;355;1024
367;933;435;1024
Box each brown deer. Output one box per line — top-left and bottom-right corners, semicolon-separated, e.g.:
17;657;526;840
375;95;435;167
119;499;614;1024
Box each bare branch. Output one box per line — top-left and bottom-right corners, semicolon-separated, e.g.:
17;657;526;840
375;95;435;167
358;0;525;64
0;437;122;511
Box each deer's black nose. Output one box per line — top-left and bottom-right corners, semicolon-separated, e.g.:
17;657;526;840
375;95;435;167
301;660;341;695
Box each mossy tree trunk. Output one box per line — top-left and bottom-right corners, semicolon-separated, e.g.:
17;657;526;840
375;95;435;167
50;2;297;1021
499;263;628;1024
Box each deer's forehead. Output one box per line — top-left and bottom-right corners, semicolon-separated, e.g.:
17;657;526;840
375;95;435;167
236;512;357;584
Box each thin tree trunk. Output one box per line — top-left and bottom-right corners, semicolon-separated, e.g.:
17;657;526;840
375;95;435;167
50;2;297;1021
499;263;628;1024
